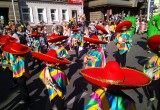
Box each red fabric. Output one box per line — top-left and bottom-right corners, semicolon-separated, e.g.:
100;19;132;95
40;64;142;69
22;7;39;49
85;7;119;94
115;20;132;32
80;61;151;88
147;35;160;51
0;35;17;45
96;25;108;34
31;50;70;64
83;35;107;44
1;43;30;55
47;35;68;43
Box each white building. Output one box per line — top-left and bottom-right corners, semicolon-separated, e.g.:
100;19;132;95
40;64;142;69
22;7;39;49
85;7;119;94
18;0;83;26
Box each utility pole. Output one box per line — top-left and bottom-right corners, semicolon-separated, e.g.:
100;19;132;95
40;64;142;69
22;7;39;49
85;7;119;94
12;0;17;24
147;0;151;21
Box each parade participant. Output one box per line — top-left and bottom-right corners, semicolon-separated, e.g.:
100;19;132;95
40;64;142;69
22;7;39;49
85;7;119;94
47;34;68;58
1;43;31;104
83;35;107;69
31;49;70;110
70;27;83;60
30;31;42;69
114;20;132;67
143;35;160;108
81;61;151;110
96;25;108;50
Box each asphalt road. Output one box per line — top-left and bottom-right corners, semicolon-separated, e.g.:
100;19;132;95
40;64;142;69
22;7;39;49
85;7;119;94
0;34;159;110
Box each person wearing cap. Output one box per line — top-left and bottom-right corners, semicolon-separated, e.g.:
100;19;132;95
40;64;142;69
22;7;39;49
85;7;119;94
1;43;31;104
31;49;70;110
81;61;151;110
143;35;160;108
114;20;132;67
83;35;107;69
47;34;68;58
70;26;83;60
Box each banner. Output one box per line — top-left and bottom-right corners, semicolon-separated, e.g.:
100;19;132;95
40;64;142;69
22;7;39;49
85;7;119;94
68;0;84;4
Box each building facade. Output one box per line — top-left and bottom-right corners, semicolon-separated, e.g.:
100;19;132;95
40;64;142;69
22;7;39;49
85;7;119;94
84;0;145;21
0;0;20;25
18;0;83;26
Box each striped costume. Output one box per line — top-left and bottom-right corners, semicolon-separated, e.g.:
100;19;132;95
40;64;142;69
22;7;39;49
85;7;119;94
39;67;69;101
50;45;68;58
84;48;106;68
84;89;136;110
143;55;160;80
70;33;83;48
11;56;30;78
32;39;41;52
114;32;132;55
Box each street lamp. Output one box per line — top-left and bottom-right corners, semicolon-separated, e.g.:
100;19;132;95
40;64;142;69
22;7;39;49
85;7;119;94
11;0;17;24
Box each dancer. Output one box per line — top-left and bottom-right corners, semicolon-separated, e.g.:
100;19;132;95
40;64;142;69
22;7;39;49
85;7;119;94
1;43;31;104
114;20;132;67
81;61;151;110
31;49;70;110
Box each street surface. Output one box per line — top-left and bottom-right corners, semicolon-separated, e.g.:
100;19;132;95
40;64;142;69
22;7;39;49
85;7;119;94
0;34;159;110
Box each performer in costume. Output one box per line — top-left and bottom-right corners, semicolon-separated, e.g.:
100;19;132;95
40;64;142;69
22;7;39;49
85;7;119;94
83;35;107;69
70;27;83;60
95;25;108;50
80;61;151;110
143;35;160;108
30;31;42;69
114;20;132;67
1;43;31;104
31;49;70;110
47;34;68;58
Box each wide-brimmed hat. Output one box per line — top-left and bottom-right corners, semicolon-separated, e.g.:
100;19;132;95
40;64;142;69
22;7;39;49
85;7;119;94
83;35;107;44
31;50;70;64
31;32;42;37
72;27;79;31
80;61;151;88
115;20;132;32
47;34;68;43
147;35;160;52
0;35;17;45
96;25;108;34
1;43;30;55
46;33;58;39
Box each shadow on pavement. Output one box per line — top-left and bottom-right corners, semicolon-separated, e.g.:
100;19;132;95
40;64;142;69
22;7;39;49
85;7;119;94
136;41;147;50
135;56;149;67
65;77;88;109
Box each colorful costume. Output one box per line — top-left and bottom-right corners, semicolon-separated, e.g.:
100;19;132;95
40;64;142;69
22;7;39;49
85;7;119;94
114;32;132;55
143;55;160;80
84;88;136;110
50;45;68;58
32;39;41;52
39;66;69;101
70;33;83;48
84;48;106;68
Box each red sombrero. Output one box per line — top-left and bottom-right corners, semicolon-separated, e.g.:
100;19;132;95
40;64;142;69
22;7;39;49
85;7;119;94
46;33;58;39
0;35;17;45
31;32;43;37
83;35;107;44
96;25;108;34
31;50;70;64
115;20;132;32
80;61;151;89
1;43;30;55
47;34;68;43
147;35;160;51
72;27;79;31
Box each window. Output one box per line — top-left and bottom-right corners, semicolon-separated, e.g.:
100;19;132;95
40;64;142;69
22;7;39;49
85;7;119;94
22;8;30;22
62;9;67;20
37;8;44;22
51;9;57;21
